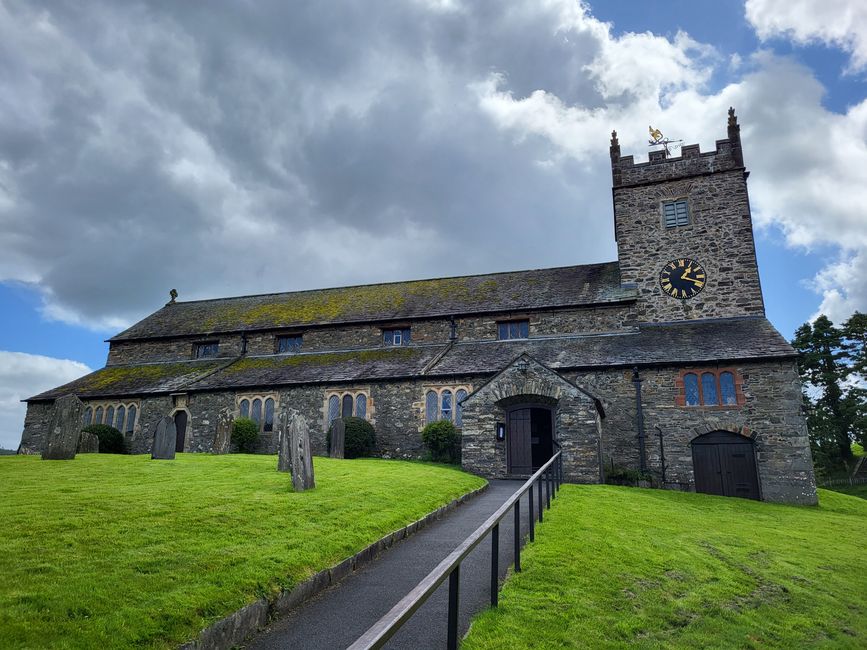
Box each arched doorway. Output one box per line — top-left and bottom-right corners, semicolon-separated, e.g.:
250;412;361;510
691;431;760;500
174;411;188;453
507;406;554;475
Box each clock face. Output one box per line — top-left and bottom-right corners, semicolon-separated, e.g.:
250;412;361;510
659;258;707;300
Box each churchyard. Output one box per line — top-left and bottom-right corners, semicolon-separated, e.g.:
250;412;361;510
0;454;484;648
462;485;867;649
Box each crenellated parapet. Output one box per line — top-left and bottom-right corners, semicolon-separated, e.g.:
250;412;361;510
611;108;745;188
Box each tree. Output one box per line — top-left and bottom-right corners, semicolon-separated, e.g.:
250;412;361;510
793;314;867;468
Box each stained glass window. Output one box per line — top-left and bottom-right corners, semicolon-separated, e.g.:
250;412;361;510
328;395;340;423
720;372;737;405
251;399;262;426
356;394;367;419
116;406;125;431
342;394;354;417
195;342;219;358
84;407;93;426
95;406;103;424
455;389;467;427
441;390;452;421
105;406;114;429
239;399;250;418
684;373;699;406
126;406;136;433
701;372;719;406
498;320;529;340
277;335;302;353
264;398;275;432
425;390;438;424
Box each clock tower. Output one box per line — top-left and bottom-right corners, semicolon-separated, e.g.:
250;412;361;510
610;109;765;323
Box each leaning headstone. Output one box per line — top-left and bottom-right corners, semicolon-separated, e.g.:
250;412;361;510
289;413;315;491
329;418;345;459
213;409;233;454
276;408;292;473
151;416;177;460
77;431;100;454
42;395;84;460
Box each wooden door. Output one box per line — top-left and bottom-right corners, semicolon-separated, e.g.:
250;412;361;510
507;408;532;474
692;431;759;500
174;411;188;453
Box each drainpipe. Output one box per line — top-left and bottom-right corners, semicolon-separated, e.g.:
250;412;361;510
241;333;248;356
632;366;647;473
449;316;457;341
655;425;666;485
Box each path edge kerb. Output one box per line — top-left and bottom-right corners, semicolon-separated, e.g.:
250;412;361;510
178;482;490;650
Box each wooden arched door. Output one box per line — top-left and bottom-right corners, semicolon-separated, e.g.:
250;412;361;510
691;431;760;500
507;406;554;475
174;411;188;453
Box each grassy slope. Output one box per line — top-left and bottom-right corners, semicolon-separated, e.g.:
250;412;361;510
825;483;867;499
464;486;866;649
0;454;484;649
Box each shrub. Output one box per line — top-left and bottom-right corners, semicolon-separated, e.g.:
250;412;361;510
81;424;126;454
422;420;461;463
327;417;376;459
232;417;260;453
605;465;653;486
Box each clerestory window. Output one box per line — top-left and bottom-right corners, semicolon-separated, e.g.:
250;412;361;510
194;341;219;359
276;335;303;353
497;320;529;340
383;328;411;346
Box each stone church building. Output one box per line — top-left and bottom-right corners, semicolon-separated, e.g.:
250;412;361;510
20;110;817;505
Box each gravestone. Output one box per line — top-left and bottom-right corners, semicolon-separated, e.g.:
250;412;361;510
42;395;83;460
213;409;233;454
329;418;345;459
151;416;177;460
289;413;315;491
276;408;291;473
77;431;100;454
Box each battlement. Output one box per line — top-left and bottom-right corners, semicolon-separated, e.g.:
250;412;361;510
610;108;745;188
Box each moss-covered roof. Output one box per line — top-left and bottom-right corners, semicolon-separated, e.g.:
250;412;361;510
111;262;633;340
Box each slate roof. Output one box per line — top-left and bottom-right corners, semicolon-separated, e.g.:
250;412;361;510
111;262;634;341
29;317;794;401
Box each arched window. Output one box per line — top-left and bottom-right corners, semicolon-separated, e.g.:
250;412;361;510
425;390;438;424
84;407;93;426
263;398;275;432
684;373;700;406
94;406;103;425
105;406;114;429
719;372;737;405
239;399;250;418
701;372;719;406
441;390;452;421
126;405;136;434
251;399;262;426
342;394;354;418
355;394;367;419
455;389;467;427
328;395;340;423
115;406;125;431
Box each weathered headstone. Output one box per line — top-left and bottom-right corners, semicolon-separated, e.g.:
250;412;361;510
276;408;291;473
42;395;84;460
151;416;177;460
329;418;345;459
213;409;233;454
77;431;100;454
289;413;315;491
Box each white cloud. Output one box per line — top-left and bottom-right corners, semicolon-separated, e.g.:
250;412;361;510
746;0;867;72
0;351;90;449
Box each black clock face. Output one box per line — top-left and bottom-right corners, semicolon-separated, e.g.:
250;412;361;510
659;258;707;300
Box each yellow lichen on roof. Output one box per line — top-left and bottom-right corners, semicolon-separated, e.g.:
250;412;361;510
225;348;419;373
77;363;212;391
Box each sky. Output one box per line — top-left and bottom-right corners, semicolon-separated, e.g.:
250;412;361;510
1;0;866;449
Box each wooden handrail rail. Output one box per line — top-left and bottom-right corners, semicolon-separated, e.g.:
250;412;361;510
348;450;563;650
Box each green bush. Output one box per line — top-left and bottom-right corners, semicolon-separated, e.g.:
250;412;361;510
422;420;461;463
605;465;653;486
327;417;376;458
81;424;126;454
231;417;260;453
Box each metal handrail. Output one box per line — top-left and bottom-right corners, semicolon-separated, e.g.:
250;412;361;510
348;448;563;650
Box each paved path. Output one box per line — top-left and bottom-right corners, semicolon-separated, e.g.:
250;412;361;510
244;478;553;649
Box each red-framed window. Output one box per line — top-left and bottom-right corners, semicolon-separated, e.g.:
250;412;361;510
675;369;744;407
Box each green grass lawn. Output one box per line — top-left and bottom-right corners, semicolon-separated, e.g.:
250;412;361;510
463;486;866;649
0;454;484;649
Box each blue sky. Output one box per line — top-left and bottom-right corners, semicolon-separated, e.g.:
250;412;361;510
0;0;865;448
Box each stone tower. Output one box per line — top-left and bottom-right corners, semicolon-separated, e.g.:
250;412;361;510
610;109;765;323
